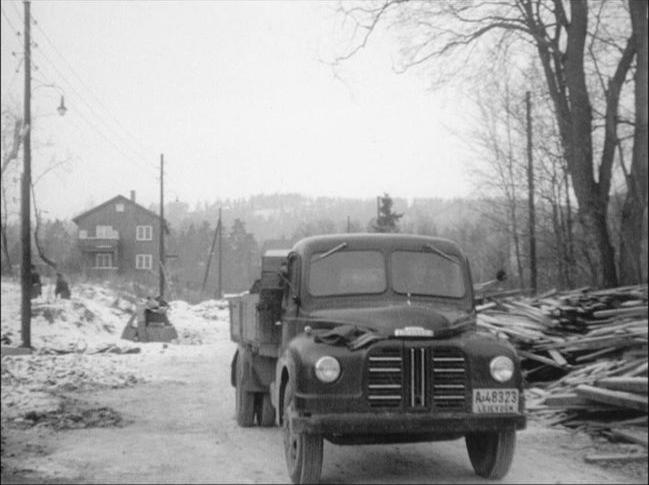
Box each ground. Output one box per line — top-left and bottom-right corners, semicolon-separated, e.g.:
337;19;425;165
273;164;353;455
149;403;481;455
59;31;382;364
1;279;647;484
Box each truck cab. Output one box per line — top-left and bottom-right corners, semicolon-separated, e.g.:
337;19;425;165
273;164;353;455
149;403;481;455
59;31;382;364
229;234;525;484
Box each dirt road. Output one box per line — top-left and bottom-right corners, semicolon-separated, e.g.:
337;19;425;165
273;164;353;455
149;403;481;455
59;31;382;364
2;341;646;484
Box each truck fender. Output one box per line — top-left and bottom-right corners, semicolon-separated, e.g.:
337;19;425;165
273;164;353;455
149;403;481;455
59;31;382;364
274;349;298;425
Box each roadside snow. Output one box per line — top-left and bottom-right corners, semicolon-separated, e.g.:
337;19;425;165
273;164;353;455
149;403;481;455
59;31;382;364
1;278;232;425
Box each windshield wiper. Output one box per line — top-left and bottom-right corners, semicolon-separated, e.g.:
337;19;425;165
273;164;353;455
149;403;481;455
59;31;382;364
316;242;347;261
423;243;459;265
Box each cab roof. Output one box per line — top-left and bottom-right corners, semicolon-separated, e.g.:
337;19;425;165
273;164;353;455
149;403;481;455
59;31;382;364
291;233;466;259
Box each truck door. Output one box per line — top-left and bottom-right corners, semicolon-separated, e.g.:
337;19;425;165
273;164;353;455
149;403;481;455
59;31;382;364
281;253;301;344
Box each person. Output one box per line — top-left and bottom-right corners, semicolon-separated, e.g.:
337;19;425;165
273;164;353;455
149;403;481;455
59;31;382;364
144;295;170;326
30;264;42;299
54;272;71;299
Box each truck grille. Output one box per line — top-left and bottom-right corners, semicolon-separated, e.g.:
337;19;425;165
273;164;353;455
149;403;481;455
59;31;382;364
432;347;467;410
366;345;468;411
367;347;403;408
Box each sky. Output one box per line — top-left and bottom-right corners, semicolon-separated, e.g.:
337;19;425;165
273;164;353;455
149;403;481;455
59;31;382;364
1;0;478;220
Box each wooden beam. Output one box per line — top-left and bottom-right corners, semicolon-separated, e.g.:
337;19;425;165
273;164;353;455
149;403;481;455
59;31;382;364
575;384;648;412
584;453;648;463
592;306;648;319
610;428;648;447
596;377;648;394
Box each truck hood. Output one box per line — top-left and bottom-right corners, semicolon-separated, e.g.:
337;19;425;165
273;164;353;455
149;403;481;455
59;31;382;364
305;304;474;336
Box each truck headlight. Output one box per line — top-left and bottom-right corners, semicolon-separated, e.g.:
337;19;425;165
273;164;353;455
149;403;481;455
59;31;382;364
314;356;341;383
489;356;514;382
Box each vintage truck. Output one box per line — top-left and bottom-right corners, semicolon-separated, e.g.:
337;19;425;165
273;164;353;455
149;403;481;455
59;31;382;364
229;233;526;484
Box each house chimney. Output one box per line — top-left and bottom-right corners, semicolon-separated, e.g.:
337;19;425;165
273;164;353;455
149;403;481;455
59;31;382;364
130;190;136;202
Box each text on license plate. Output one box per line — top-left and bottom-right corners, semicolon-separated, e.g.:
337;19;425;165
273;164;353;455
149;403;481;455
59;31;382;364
472;389;519;413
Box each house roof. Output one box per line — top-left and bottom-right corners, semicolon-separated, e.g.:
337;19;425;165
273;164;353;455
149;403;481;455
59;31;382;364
72;194;170;233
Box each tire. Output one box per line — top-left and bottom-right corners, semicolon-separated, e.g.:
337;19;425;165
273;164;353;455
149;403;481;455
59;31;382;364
465;429;516;479
282;381;323;484
256;392;276;427
235;350;255;427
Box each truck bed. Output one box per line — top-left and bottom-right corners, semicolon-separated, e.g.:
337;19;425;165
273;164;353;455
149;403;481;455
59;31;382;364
229;292;282;357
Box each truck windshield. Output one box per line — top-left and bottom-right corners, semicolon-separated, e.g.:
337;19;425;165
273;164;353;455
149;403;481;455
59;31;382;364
309;250;386;296
391;250;465;298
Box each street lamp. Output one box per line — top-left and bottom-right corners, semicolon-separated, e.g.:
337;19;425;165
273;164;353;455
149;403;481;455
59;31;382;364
33;82;67;117
57;96;67;116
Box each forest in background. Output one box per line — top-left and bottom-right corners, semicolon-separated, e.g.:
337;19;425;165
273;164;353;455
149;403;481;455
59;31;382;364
1;190;646;301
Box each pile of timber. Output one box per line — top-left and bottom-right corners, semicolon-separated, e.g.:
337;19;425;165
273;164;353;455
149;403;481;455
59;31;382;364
477;284;647;453
477;284;647;376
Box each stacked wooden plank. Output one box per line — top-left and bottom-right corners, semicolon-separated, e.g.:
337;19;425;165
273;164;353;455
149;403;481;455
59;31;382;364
477;284;648;452
477;284;647;376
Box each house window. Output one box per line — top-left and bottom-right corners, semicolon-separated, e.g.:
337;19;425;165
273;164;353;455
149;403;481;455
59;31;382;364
136;225;153;241
136;254;153;270
95;253;113;269
79;230;88;239
96;225;114;238
115;203;125;212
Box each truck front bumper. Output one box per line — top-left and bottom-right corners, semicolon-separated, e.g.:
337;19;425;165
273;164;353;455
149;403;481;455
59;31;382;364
291;411;526;435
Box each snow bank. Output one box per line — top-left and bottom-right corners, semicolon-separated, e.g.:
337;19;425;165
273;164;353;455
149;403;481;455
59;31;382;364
169;299;230;345
1;280;231;351
1;278;233;425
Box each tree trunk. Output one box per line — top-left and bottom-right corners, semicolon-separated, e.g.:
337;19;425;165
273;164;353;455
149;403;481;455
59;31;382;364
619;0;648;284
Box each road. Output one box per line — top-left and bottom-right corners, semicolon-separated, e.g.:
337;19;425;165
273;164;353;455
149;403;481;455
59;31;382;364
1;342;644;484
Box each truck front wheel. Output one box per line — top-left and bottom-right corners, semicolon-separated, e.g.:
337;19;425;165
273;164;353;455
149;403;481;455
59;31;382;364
235;350;255;427
282;381;323;484
465;429;516;479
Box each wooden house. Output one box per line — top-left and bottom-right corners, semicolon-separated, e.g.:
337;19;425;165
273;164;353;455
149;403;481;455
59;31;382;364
72;191;168;280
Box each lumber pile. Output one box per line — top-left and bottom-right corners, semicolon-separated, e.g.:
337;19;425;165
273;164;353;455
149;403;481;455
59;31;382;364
477;284;648;451
477;284;647;378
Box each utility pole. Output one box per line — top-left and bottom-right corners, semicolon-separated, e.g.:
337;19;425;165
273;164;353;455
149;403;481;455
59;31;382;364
159;154;165;298
201;218;220;293
347;215;351;233
526;92;537;294
217;207;223;299
20;0;32;349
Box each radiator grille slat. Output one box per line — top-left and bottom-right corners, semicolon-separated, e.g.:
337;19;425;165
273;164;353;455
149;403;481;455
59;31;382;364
366;345;468;411
432;348;467;410
367;348;403;408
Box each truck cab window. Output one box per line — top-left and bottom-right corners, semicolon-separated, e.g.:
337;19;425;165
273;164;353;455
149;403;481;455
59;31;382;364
309;250;386;296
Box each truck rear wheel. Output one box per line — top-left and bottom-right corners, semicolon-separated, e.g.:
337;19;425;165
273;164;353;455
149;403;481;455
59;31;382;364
235;350;255;427
465;429;516;479
282;381;323;484
256;392;275;427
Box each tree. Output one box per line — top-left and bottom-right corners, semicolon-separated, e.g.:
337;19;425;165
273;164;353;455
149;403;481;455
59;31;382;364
372;193;403;233
1;108;24;275
336;0;647;287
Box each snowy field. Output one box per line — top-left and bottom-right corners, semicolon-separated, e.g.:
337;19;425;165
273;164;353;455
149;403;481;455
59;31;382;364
1;278;232;422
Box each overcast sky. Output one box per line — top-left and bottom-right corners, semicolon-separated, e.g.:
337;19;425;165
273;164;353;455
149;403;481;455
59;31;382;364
1;0;478;219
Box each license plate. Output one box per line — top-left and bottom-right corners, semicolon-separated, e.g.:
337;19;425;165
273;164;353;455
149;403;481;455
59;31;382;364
472;389;519;413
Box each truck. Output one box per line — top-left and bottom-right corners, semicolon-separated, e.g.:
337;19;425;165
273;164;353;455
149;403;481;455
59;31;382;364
229;233;526;484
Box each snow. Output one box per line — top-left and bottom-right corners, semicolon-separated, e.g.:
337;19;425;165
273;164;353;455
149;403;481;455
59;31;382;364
1;278;232;423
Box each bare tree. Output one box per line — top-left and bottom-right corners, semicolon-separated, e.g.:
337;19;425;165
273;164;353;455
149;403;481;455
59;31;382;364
618;0;648;283
1;109;24;275
335;0;646;287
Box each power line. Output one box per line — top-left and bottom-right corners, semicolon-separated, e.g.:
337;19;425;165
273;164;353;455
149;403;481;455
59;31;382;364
1;4;20;34
32;46;156;175
29;10;155;162
61;113;153;193
33;42;153;165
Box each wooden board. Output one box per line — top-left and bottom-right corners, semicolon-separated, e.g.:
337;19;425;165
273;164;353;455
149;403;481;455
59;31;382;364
596;377;648;395
575;384;648;412
610;428;649;447
584;453;648;463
